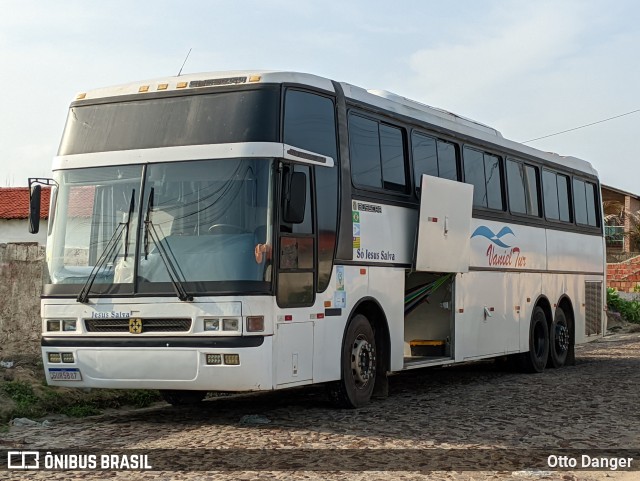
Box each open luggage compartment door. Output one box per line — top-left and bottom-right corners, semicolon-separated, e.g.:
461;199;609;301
414;174;473;273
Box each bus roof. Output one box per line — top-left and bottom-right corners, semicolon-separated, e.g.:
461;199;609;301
75;70;598;178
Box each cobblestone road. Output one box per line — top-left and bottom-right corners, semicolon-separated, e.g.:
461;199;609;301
2;333;639;480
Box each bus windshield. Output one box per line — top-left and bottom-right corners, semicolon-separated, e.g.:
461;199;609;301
46;158;274;296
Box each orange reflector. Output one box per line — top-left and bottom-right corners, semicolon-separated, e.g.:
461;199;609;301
157;83;168;90
248;75;262;82
527;297;531;303
177;81;188;88
139;85;150;93
324;301;332;308
515;306;521;310
458;309;464;313
76;93;86;100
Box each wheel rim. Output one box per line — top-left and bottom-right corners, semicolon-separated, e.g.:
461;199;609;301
351;334;376;388
555;323;569;353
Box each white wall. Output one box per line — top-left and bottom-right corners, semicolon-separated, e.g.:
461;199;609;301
0;219;47;245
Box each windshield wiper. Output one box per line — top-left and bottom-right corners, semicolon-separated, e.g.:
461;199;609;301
77;189;136;303
143;188;193;302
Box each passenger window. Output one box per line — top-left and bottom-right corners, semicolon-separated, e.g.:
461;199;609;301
543;170;559;220
573;178;599;227
349;114;382;189
380;124;406;192
557;174;571;222
412;132;458;193
507;159;539;216
543;170;571;222
573;179;588;225
463;146;503;210
349;112;407;193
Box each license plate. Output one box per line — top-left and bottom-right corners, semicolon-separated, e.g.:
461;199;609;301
49;368;82;381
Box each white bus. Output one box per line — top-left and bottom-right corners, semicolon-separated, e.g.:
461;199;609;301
29;71;605;408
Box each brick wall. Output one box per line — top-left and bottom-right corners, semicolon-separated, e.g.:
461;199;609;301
0;243;45;357
607;255;640;292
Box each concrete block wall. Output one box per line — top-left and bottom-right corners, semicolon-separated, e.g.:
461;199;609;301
0;242;45;357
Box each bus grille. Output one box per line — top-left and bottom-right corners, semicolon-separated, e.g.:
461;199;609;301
584;281;603;336
84;318;192;333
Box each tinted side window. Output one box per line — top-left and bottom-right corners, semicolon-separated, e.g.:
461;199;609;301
507;160;539;216
557;174;571;222
349;114;381;189
380;124;406;192
507;160;527;214
412;133;438;190
543;170;559;220
463;147;486;207
283;90;337;161
412;133;458;193
484;154;503;210
524;165;540;216
437;140;457;181
349;113;407;193
585;182;598;226
573;179;588;225
573;179;599;227
463;147;503;210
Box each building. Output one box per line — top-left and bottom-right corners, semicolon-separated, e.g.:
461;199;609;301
601;184;640;261
0;187;50;245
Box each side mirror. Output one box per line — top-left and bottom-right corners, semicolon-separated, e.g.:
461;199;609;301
29;184;42;234
283;171;307;224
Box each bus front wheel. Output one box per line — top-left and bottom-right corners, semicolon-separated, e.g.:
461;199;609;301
520;306;549;373
327;314;377;408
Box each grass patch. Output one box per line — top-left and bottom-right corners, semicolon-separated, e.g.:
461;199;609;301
0;366;162;428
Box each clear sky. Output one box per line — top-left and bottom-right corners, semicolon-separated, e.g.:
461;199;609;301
1;0;639;193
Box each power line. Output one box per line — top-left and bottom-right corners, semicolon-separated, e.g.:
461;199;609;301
522;108;640;143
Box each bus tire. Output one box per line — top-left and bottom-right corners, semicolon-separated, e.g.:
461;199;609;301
160;390;207;406
327;314;377;408
520;306;549;373
548;307;570;368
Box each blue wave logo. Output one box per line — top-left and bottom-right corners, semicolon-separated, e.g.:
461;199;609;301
471;226;515;248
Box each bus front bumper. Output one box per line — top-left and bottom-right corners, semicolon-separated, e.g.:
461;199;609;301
40;336;273;391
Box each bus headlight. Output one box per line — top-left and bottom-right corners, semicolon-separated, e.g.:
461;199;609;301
63;320;77;332
222;318;239;331
204;319;220;331
46;320;61;332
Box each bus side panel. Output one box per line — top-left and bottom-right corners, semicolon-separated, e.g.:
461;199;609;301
368;267;405;372
310;265;369;383
518;272;543;352
455;271;520;360
546;230;604;273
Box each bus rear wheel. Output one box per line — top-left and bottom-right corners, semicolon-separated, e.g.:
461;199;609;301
520;306;549;373
327;314;377;408
548;307;570;368
160;390;207;406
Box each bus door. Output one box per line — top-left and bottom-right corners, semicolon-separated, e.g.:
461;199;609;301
275;163;316;386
